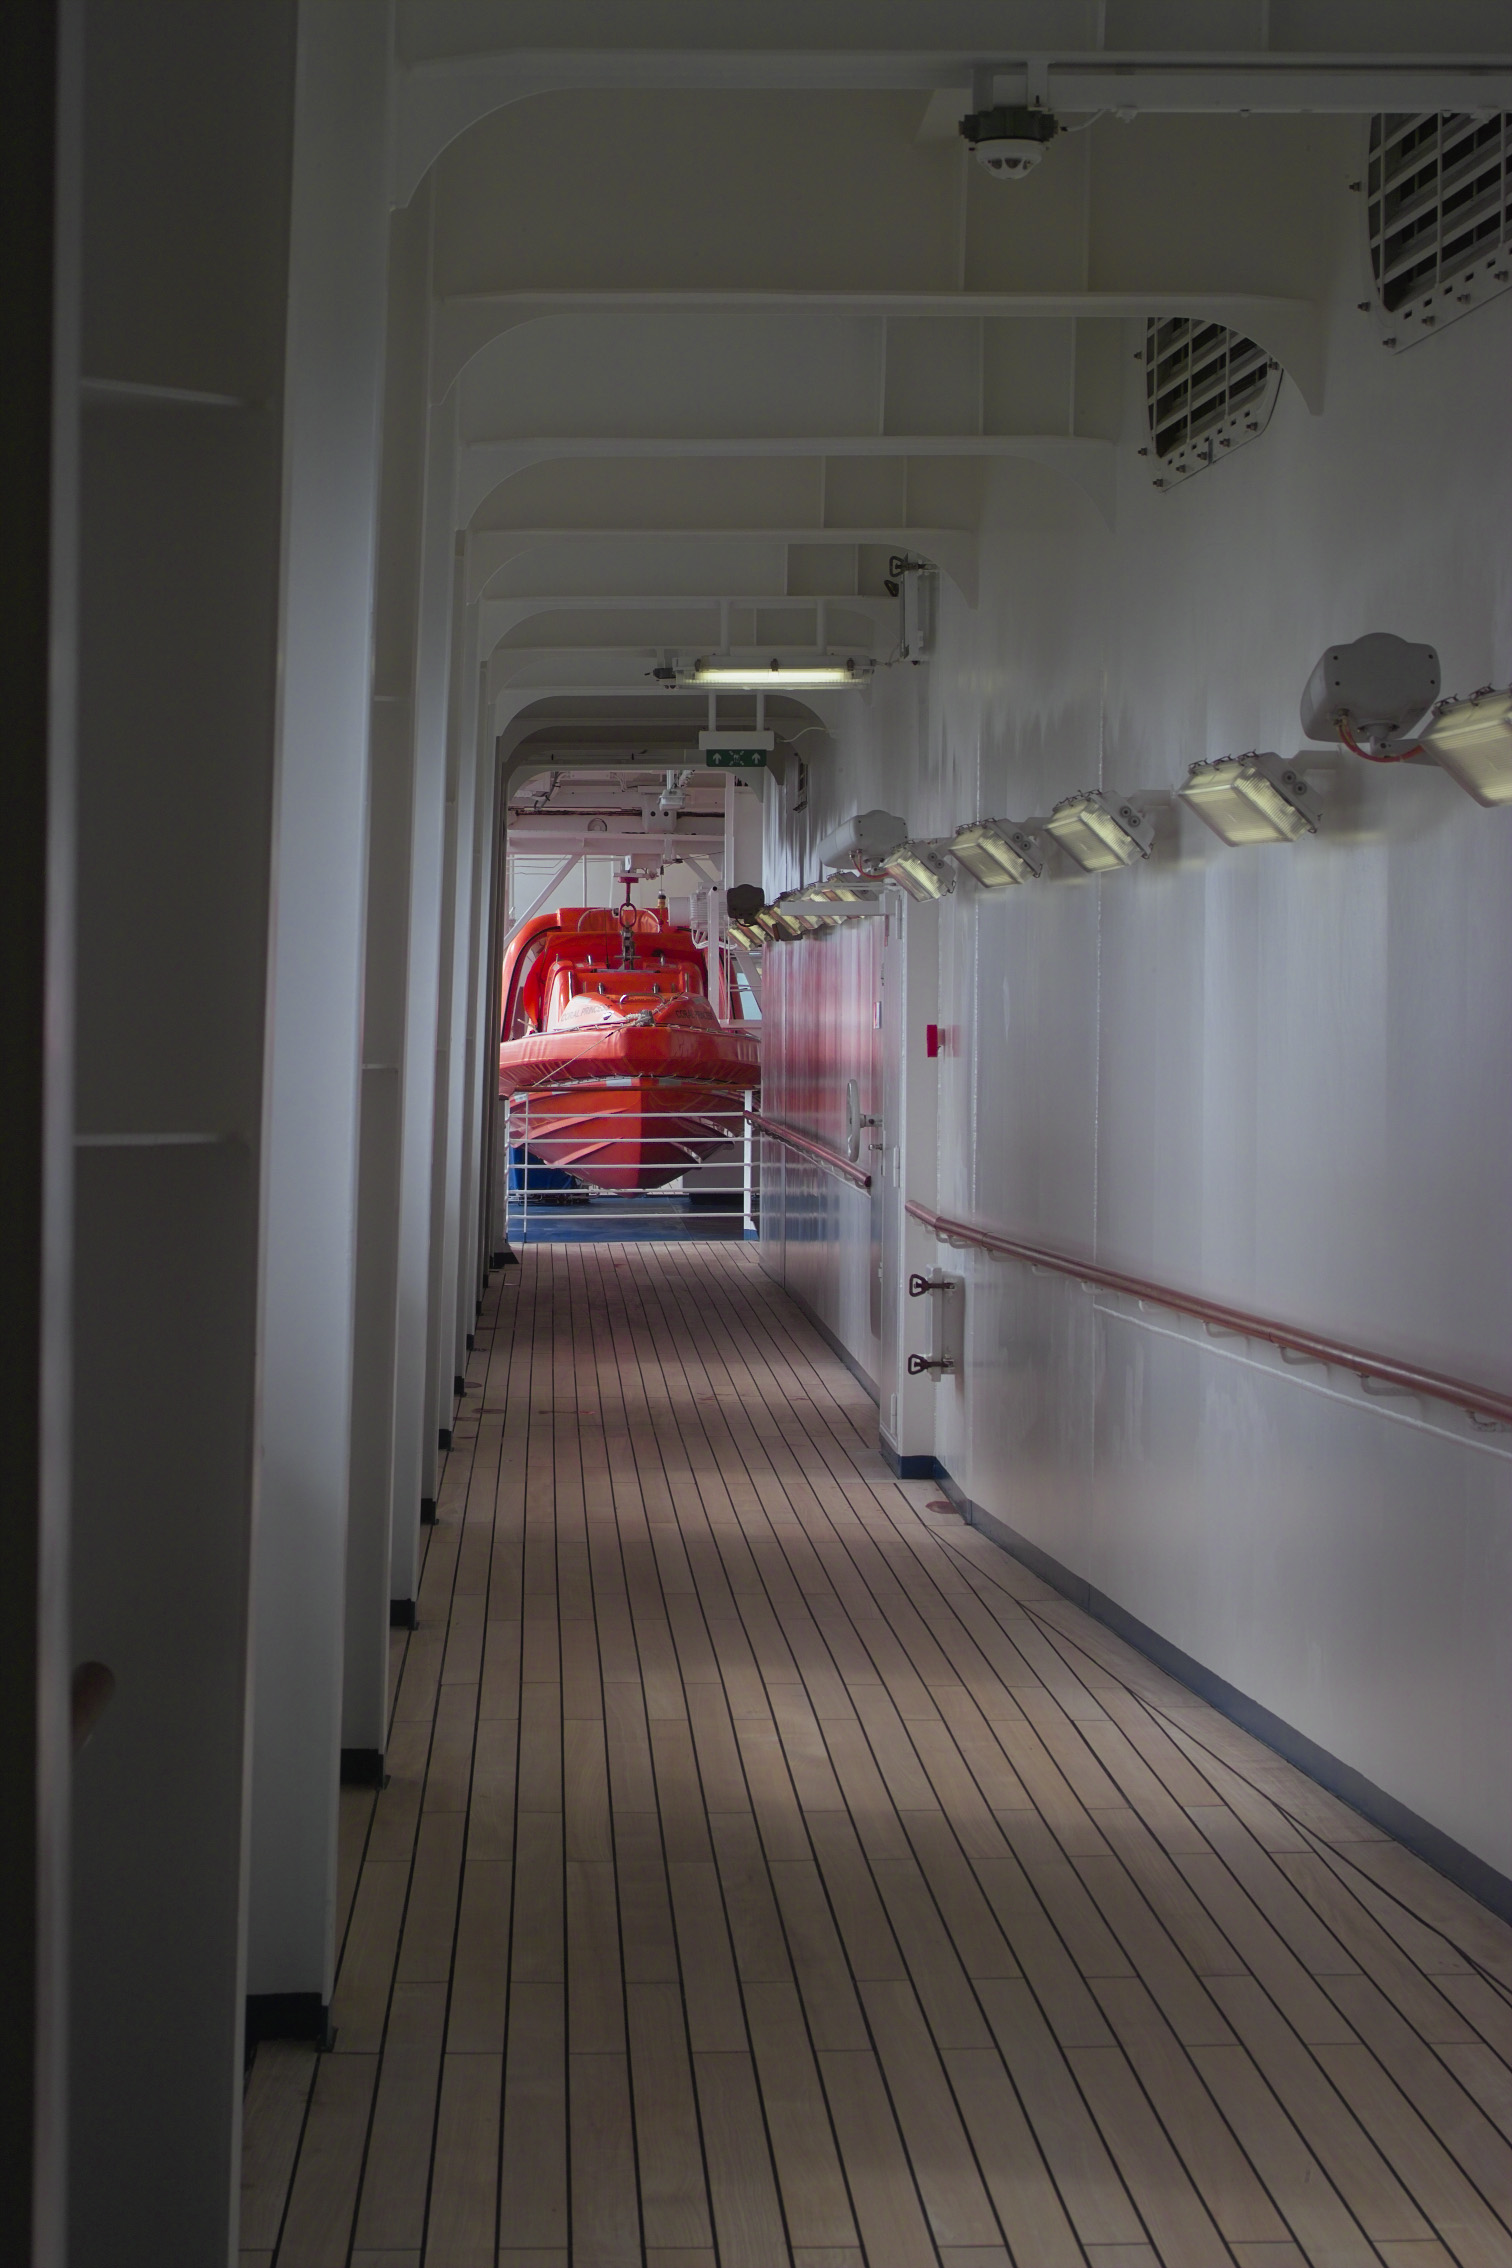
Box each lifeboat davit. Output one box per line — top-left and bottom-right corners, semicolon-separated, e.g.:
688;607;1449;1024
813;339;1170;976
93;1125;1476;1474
498;906;760;1193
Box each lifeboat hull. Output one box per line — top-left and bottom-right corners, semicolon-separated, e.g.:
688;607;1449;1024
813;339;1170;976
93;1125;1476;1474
499;1019;758;1094
508;1078;749;1194
497;905;759;1193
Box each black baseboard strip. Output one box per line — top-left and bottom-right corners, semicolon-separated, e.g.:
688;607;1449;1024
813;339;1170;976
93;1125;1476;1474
453;1373;466;1397
245;1993;332;2058
339;1747;385;1788
940;1476;1512;1928
389;1598;417;1631
420;1496;437;1526
879;1441;944;1480
438;1427;452;1452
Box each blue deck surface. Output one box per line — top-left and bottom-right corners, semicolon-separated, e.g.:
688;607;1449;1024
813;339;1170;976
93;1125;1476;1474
507;1192;753;1244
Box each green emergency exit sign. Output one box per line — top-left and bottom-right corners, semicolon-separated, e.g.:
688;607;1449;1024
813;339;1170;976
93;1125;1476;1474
700;729;773;769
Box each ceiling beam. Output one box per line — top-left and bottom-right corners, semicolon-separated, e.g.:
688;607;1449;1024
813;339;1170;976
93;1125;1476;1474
396;50;1512;204
469;526;983;605
508;833;725;852
477;594;896;648
457;433;1115;526
494;696;834;771
433;291;1321;410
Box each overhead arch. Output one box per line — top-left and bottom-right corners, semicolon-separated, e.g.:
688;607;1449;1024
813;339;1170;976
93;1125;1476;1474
492;689;837;803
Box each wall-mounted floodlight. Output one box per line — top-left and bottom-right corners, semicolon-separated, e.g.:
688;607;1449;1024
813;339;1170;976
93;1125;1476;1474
880;842;955;902
754;908;804;942
805;880;885;910
1418;688;1512;807
1179;754;1321;845
816;808;908;870
775;891;840;930
1301;635;1512;806
947;819;1044;886
1300;632;1440;759
1045;791;1155;872
777;885;886;923
690;658;870;690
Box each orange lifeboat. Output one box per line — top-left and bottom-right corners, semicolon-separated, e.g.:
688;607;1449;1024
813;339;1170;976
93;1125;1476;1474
498;906;760;1193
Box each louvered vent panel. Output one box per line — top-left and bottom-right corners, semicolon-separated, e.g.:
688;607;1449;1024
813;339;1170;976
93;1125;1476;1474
1368;111;1511;347
1143;319;1282;487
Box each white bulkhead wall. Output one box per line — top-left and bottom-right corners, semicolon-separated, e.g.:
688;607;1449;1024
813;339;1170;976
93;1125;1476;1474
761;181;1512;1881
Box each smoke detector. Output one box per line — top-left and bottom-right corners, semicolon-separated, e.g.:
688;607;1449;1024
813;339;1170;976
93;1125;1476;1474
959;104;1060;178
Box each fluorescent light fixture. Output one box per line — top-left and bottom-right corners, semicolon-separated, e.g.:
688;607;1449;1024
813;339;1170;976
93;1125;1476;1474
1179;754;1320;845
1045;791;1155;873
1419;687;1512;807
947;819;1044;886
879;841;954;902
690;659;869;689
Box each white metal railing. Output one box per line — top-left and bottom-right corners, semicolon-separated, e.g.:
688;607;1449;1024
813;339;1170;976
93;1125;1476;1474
507;1087;758;1242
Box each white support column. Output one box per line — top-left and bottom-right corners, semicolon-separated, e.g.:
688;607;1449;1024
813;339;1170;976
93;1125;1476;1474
480;783;505;1272
455;704;500;1371
344;175;431;1718
246;1;392;2018
430;598;481;1443
343;678;408;1756
488;789;515;1268
63;7;300;2258
391;402;460;1579
480;750;509;1274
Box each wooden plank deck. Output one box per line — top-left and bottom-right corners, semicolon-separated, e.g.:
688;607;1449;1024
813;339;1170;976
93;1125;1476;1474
243;1241;1512;2268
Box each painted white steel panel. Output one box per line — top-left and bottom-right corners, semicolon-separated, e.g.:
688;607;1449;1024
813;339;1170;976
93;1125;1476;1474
762;254;1512;1877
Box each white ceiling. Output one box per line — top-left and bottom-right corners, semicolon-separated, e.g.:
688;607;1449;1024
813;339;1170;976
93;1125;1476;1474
389;1;1512;825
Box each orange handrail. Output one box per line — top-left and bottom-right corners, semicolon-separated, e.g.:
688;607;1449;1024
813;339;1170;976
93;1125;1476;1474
906;1200;1512;1429
750;1112;872;1192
